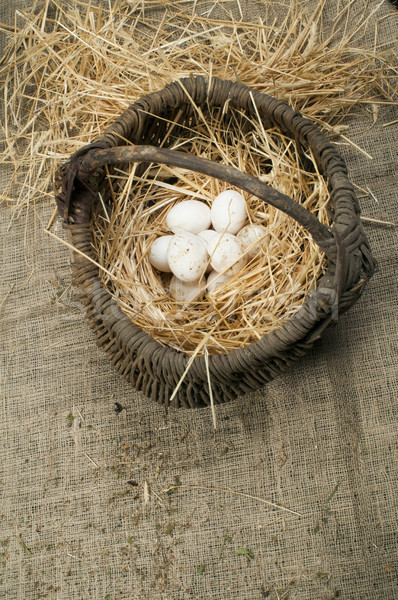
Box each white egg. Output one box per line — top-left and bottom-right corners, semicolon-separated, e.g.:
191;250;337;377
207;270;232;293
198;229;218;249
167;232;208;283
207;232;247;276
237;224;268;260
148;235;173;272
197;229;217;273
169;276;203;303
166;200;211;234
211;189;247;234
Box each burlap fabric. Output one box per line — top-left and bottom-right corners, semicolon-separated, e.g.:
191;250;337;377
1;1;397;599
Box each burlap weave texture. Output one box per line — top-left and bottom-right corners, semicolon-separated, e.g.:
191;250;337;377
1;1;397;599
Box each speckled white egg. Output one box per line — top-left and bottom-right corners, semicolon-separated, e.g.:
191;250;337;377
169;276;203;303
197;230;218;273
148;235;173;272
237;224;268;260
211;190;247;234
167;232;208;283
198;229;218;249
166;200;211;234
207;270;232;293
207;232;247;276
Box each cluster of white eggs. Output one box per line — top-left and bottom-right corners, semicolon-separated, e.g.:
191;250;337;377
148;190;268;302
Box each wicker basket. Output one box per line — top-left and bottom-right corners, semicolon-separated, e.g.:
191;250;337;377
55;76;375;408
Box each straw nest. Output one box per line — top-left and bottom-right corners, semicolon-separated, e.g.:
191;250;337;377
91;103;331;355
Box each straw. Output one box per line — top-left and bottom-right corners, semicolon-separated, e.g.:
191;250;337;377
1;0;396;356
1;0;396;221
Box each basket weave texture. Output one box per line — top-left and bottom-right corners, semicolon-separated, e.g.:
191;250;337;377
55;76;376;408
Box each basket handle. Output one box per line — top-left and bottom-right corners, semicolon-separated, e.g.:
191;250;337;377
79;143;336;256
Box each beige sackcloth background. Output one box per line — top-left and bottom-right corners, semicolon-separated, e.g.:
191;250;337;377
1;1;397;599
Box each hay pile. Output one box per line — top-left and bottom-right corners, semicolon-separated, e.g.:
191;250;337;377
1;0;396;354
